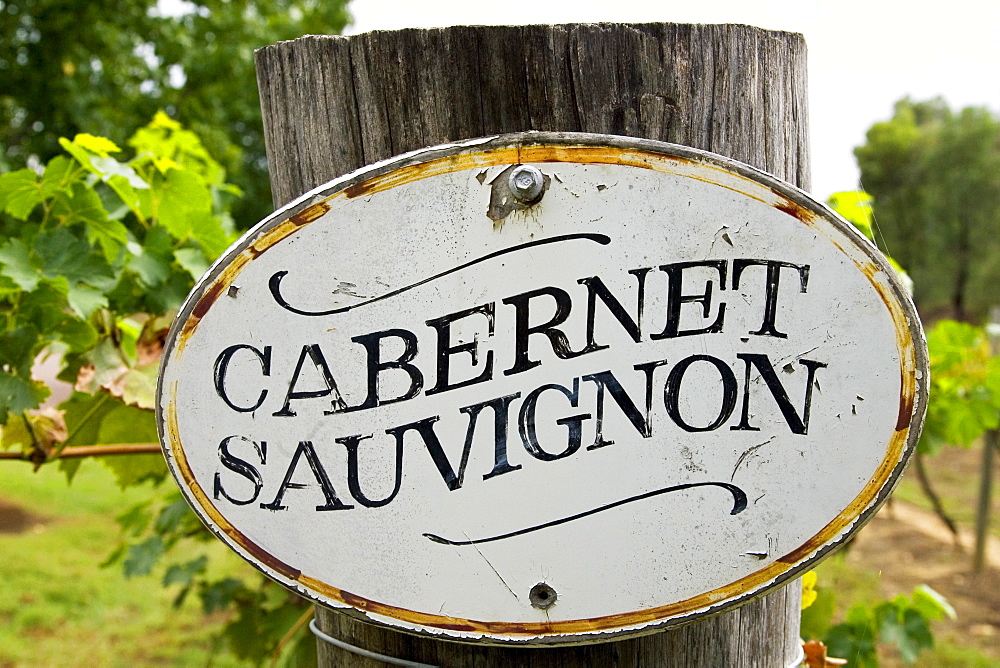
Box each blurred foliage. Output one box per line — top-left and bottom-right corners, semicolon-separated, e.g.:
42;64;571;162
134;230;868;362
827;190;912;291
803;579;955;667
0;112;236;446
828;190;876;241
0;0;351;226
855;98;1000;321
0;118;313;664
106;488;317;666
919;319;1000;454
827;191;1000;456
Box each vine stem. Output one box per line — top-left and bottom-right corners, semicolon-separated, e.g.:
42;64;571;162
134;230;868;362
913;452;961;542
0;442;161;462
269;606;314;667
53;392;111;458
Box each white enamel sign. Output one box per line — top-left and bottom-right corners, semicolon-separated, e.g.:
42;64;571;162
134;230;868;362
157;133;927;643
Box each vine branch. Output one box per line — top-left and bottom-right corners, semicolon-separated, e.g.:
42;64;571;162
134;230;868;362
0;443;161;463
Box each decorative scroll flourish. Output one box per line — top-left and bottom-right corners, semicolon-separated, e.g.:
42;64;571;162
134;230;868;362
423;481;748;546
268;233;612;316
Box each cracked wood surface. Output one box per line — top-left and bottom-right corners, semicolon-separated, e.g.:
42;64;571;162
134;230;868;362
256;23;810;209
255;22;807;667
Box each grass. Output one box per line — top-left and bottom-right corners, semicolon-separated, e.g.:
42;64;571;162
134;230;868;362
0;458;253;667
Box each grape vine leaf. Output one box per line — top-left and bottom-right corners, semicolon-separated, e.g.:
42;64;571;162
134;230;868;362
96;403;165;487
0;169;42;220
174;247;210;280
40;155;80;198
0;238;40;291
0;373;50;424
156;168;211;241
123;536;166;578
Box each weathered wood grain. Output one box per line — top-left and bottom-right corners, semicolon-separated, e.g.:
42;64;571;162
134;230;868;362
256;23;809;207
255;22;808;667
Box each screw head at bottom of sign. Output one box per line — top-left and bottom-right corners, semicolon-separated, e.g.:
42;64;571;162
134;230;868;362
529;583;557;610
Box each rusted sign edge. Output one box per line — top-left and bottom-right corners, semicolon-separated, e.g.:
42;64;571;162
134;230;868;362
156;132;928;645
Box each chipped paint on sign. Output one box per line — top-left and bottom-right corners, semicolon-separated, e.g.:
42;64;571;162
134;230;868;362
156;133;927;644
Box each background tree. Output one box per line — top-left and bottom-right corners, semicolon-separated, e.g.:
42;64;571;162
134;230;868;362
0;0;351;226
855;98;1000;321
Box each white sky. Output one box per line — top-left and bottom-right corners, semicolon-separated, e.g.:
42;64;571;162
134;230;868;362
346;0;1000;199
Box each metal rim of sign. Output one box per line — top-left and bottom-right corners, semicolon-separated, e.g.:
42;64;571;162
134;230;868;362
156;132;928;644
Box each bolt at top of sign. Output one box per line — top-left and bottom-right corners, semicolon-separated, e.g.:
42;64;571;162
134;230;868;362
508;164;545;203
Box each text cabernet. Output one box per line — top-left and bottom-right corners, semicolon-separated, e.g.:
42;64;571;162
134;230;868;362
209;257;827;511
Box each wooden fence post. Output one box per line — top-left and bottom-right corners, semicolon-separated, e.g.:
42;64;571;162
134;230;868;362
255;23;809;667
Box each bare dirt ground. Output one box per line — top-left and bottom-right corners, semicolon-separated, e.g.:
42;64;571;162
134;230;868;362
0;500;47;536
843;447;1000;663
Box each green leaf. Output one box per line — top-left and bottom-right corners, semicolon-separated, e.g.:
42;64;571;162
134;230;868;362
155;168;212;241
84;215;129;263
49;181;128;262
53;316;98;353
0;238;40;291
223;594;310;662
846;602;877;628
66;283;109;319
174;247;210;279
879;606;933;664
828;190;875;241
16;282;72;332
144;272;193;313
825;618;878;668
0;274;19;301
128;247;171;288
911;585;956;621
40;156;82;198
59;137;98;172
0;325;42;377
96;403;165;487
96;401;159;443
123;536;165;577
0;372;50;424
154;496;194;534
100;543;128;569
191;212;232;259
0;409;31;450
73;133;122;156
87;155;150;219
91;156;149;189
60;392;117;447
800;584;837;641
101;451;167;490
58;457;84;484
115;500;154;537
113;364;158;410
50;180;108;229
278;624;318;668
163;555;208;588
201;578;247;614
34;228;115;289
0;169;42;220
127;227;173;288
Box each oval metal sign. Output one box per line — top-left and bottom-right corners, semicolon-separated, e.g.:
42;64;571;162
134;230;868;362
157;133;927;643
